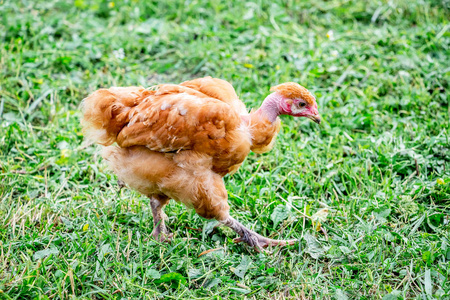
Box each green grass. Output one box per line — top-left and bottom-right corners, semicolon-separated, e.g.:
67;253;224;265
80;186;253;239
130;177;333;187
1;0;449;298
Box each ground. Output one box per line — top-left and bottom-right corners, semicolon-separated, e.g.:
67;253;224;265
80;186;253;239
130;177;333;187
0;0;449;299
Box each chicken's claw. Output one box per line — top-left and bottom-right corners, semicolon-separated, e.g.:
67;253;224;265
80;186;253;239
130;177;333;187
158;232;173;243
222;217;298;250
233;234;297;248
152;228;173;243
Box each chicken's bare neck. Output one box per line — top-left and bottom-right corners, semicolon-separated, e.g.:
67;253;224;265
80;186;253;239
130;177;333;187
241;93;282;154
255;92;284;123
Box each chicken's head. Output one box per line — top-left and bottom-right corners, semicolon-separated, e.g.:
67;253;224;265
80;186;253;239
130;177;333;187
270;82;321;124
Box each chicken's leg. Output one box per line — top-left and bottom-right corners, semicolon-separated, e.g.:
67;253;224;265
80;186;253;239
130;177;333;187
185;170;296;250
150;195;172;242
219;216;297;250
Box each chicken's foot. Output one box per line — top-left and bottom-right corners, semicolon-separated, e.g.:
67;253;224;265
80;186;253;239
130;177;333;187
219;216;297;250
150;197;172;242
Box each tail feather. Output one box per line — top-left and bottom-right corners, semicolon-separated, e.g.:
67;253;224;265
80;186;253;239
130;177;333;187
81;87;153;145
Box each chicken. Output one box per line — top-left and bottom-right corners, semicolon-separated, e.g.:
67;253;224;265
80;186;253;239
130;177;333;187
81;77;321;249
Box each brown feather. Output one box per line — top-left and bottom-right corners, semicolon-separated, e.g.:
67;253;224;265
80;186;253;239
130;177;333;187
248;112;281;154
180;77;247;114
270;82;315;105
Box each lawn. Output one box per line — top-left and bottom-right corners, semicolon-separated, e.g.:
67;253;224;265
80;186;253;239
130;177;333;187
1;0;449;298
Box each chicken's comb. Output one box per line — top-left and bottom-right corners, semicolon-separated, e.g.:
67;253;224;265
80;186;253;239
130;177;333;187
270;82;316;105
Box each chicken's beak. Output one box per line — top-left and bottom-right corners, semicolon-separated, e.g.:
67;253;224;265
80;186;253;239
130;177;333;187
307;114;321;124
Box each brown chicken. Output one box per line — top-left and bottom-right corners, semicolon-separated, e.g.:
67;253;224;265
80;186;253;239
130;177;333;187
81;77;320;249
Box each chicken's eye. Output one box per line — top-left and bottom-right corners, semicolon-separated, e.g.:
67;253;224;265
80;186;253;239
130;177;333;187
299;102;306;107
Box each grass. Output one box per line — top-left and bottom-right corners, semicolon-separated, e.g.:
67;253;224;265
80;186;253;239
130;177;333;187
0;0;449;298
